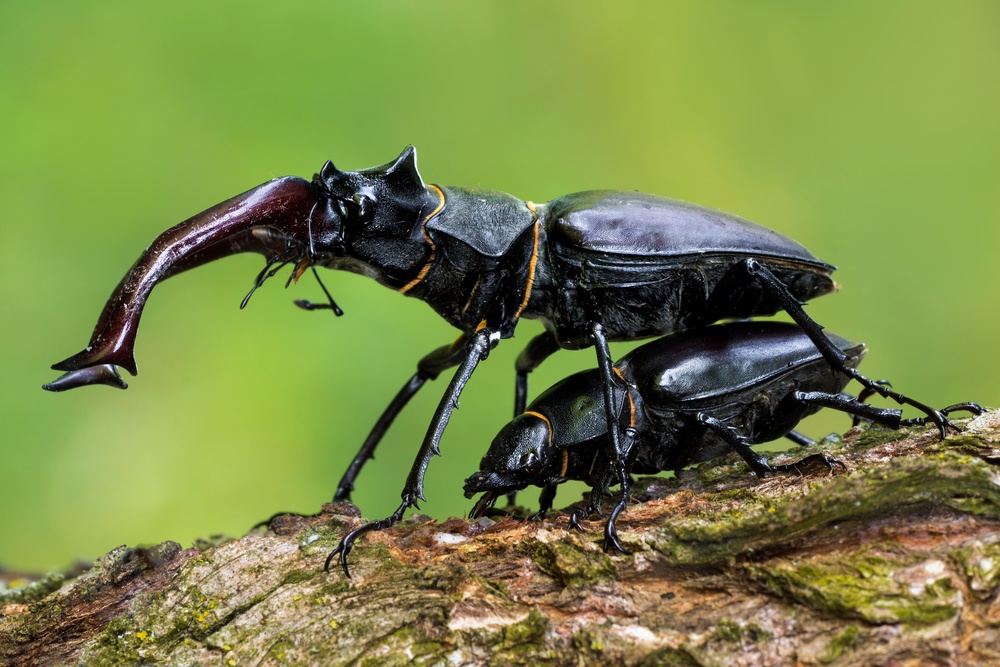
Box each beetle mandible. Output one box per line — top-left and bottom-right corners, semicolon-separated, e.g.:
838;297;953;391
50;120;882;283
44;147;954;574
463;321;983;551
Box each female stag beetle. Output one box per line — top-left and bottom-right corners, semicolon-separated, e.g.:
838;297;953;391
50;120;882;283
463;321;983;552
44;147;955;576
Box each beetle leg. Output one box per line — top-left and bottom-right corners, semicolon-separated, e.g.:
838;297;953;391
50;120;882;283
333;338;467;502
899;402;984;426
793;391;904;429
733;259;955;439
769;453;847;475
695;413;777;477
332;373;427;503
569;480;612;532
852;380;892;426
602;425;637;554
506;331;561;506
327;330;495;577
584;323;637;556
698;413;846;477
590;323;631;498
511;339;558;497
535;484;558;517
784;430;816;447
568;507;591;532
325;501;410;578
603;499;630;554
514;331;561;416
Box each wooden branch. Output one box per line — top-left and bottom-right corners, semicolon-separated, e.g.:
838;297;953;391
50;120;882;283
3;411;1000;666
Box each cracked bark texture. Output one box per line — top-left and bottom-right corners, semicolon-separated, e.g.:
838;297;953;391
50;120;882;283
3;410;1000;667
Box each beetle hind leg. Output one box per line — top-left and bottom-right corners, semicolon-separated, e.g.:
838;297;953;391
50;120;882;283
697;412;846;477
705;259;959;439
899;401;985;427
794;390;904;429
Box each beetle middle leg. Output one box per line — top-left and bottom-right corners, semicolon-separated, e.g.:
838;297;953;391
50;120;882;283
514;330;561;416
589;323;636;553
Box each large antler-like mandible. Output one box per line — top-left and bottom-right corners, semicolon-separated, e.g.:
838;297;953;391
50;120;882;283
48;176;325;385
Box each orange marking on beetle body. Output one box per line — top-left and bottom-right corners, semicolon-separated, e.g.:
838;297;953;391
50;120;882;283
612;367;636;427
512;202;541;320
293;258;310;283
399;184;446;295
522;410;553;447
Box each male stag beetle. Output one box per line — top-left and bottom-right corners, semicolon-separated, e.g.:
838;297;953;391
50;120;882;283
44;146;955;576
464;321;983;550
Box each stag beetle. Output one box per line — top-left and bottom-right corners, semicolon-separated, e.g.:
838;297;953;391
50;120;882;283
463;321;983;552
44;147;954;575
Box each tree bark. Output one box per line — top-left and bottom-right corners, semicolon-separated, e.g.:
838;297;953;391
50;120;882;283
3;411;1000;666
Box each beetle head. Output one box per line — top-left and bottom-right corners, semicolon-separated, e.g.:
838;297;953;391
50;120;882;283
45;148;441;390
463;412;563;501
310;146;440;280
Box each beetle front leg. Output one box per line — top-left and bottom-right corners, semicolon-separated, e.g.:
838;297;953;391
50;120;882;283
333;337;468;502
326;329;495;577
531;484;559;519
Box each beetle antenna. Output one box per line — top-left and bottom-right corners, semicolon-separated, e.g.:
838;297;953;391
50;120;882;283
311;266;344;316
296;200;344;316
241;259;291;309
307;202;319;259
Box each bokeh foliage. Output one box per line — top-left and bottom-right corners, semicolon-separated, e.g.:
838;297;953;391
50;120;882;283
1;1;998;571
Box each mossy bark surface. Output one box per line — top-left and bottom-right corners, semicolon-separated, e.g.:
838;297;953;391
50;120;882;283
3;411;1000;666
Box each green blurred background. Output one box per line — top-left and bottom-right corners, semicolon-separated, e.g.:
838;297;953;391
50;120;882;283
2;2;998;572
